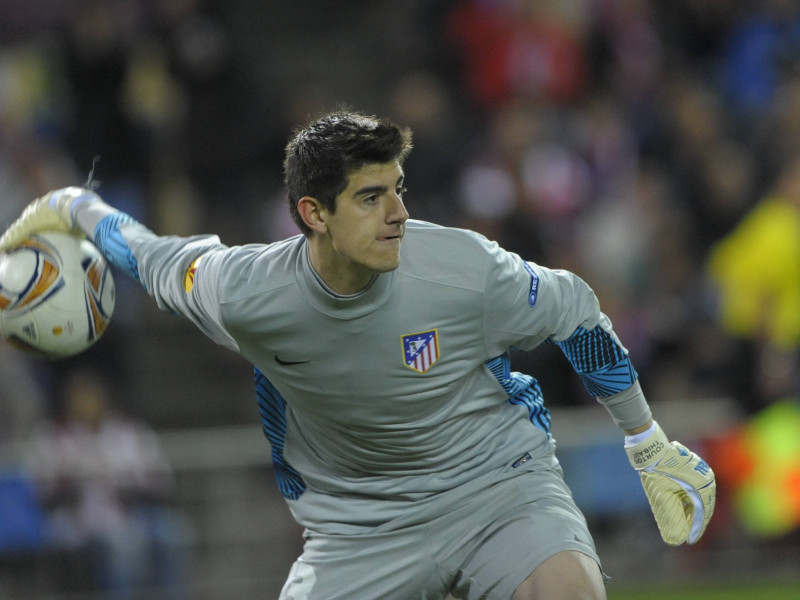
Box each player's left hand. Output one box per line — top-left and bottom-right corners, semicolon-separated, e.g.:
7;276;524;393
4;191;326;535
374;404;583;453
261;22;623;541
0;187;99;252
625;421;716;545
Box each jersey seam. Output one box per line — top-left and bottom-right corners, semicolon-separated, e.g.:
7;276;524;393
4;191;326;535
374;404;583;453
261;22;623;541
397;270;484;293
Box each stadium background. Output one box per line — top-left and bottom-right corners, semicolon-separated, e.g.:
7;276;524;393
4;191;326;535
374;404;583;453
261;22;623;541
1;0;799;598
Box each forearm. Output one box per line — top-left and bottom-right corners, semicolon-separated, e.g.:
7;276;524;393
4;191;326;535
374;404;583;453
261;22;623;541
596;379;653;432
552;319;653;431
72;195;120;235
73;199;145;282
65;189;236;349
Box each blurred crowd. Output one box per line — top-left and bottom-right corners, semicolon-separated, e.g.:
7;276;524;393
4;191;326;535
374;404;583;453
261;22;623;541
2;0;800;595
1;0;798;415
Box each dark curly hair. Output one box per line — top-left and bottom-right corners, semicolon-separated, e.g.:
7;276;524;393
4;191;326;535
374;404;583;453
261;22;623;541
283;110;413;236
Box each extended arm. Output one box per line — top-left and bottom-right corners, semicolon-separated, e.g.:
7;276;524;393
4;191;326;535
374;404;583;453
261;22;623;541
0;187;139;279
0;187;238;350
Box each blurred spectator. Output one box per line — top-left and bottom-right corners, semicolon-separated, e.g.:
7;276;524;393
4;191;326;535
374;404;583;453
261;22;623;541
154;0;276;244
0;40;83;216
753;76;800;180
720;0;800;121
60;0;151;221
0;344;47;458
386;70;470;225
590;0;662;104
446;0;590;110
707;152;800;413
24;367;186;599
0;345;49;570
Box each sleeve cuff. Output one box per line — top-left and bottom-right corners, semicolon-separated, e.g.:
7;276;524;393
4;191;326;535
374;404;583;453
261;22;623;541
597;380;652;431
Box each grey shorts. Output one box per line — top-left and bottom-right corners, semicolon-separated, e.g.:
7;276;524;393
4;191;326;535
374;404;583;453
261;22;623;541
278;459;601;600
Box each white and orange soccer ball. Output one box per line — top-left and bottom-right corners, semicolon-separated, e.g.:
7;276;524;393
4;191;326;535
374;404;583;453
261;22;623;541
0;231;114;359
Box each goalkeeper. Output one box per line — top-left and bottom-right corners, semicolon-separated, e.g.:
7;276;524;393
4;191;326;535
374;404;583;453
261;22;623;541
0;111;714;600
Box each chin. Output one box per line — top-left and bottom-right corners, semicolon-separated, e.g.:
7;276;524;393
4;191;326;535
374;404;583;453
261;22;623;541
372;263;398;275
373;258;401;274
370;251;402;273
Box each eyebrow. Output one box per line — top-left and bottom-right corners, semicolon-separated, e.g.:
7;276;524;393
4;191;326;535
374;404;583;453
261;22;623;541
353;174;405;198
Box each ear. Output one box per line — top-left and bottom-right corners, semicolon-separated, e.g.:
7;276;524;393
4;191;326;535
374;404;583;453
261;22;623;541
297;196;328;234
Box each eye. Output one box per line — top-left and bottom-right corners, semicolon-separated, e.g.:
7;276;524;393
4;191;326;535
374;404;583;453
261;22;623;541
396;186;408;197
363;194;379;205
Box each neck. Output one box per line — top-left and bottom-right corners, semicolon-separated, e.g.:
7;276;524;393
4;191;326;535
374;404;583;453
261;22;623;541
307;239;375;295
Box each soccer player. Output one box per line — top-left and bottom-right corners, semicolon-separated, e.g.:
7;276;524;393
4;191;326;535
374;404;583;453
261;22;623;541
1;111;715;600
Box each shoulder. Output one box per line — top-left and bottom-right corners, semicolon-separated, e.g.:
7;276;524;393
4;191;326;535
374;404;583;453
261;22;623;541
222;234;305;265
212;235;306;300
403;220;499;256
399;220;506;290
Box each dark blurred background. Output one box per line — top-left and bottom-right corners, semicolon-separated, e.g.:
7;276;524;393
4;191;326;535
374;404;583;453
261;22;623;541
1;0;800;598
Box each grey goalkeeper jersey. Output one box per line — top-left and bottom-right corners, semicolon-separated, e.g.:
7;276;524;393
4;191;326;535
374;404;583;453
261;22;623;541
89;215;648;534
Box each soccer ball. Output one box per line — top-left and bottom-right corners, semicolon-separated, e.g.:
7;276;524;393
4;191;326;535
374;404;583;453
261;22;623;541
0;231;115;359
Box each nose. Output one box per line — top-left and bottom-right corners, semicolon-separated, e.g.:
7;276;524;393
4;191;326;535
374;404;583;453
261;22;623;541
387;191;409;224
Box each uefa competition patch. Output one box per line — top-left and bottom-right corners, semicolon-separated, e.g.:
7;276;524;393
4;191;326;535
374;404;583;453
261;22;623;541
523;261;539;307
184;255;204;293
402;329;440;373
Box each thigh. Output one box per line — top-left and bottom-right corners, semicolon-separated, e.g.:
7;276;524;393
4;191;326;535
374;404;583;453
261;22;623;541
511;551;606;600
450;466;602;600
279;525;450;600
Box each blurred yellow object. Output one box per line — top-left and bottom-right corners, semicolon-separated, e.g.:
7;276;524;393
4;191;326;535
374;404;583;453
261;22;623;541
707;195;800;350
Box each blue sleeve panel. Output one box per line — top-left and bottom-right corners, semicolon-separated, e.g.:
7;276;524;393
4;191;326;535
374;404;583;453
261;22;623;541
486;352;551;436
93;213;142;284
254;368;307;500
552;325;639;398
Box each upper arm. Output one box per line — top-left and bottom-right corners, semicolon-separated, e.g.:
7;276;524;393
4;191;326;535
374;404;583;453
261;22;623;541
481;246;638;398
482;246;604;355
121;223;240;351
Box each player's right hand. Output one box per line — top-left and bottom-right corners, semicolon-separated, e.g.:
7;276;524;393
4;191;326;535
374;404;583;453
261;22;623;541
0;187;100;252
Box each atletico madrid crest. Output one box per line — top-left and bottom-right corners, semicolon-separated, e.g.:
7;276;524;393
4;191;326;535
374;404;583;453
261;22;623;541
402;329;440;373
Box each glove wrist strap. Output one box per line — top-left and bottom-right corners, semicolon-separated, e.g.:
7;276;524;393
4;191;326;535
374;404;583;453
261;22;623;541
624;420;658;447
625;421;669;470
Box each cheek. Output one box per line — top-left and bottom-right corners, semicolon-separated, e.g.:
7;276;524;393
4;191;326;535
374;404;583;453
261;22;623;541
329;223;365;254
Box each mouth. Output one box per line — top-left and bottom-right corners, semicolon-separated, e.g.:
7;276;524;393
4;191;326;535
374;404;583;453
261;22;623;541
377;231;404;243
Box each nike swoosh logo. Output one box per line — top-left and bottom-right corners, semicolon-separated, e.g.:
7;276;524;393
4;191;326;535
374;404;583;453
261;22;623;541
274;355;311;366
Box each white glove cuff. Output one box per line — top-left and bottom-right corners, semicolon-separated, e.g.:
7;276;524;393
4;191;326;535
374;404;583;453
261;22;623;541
625;421;669;470
624;420;658;447
47;187;101;225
